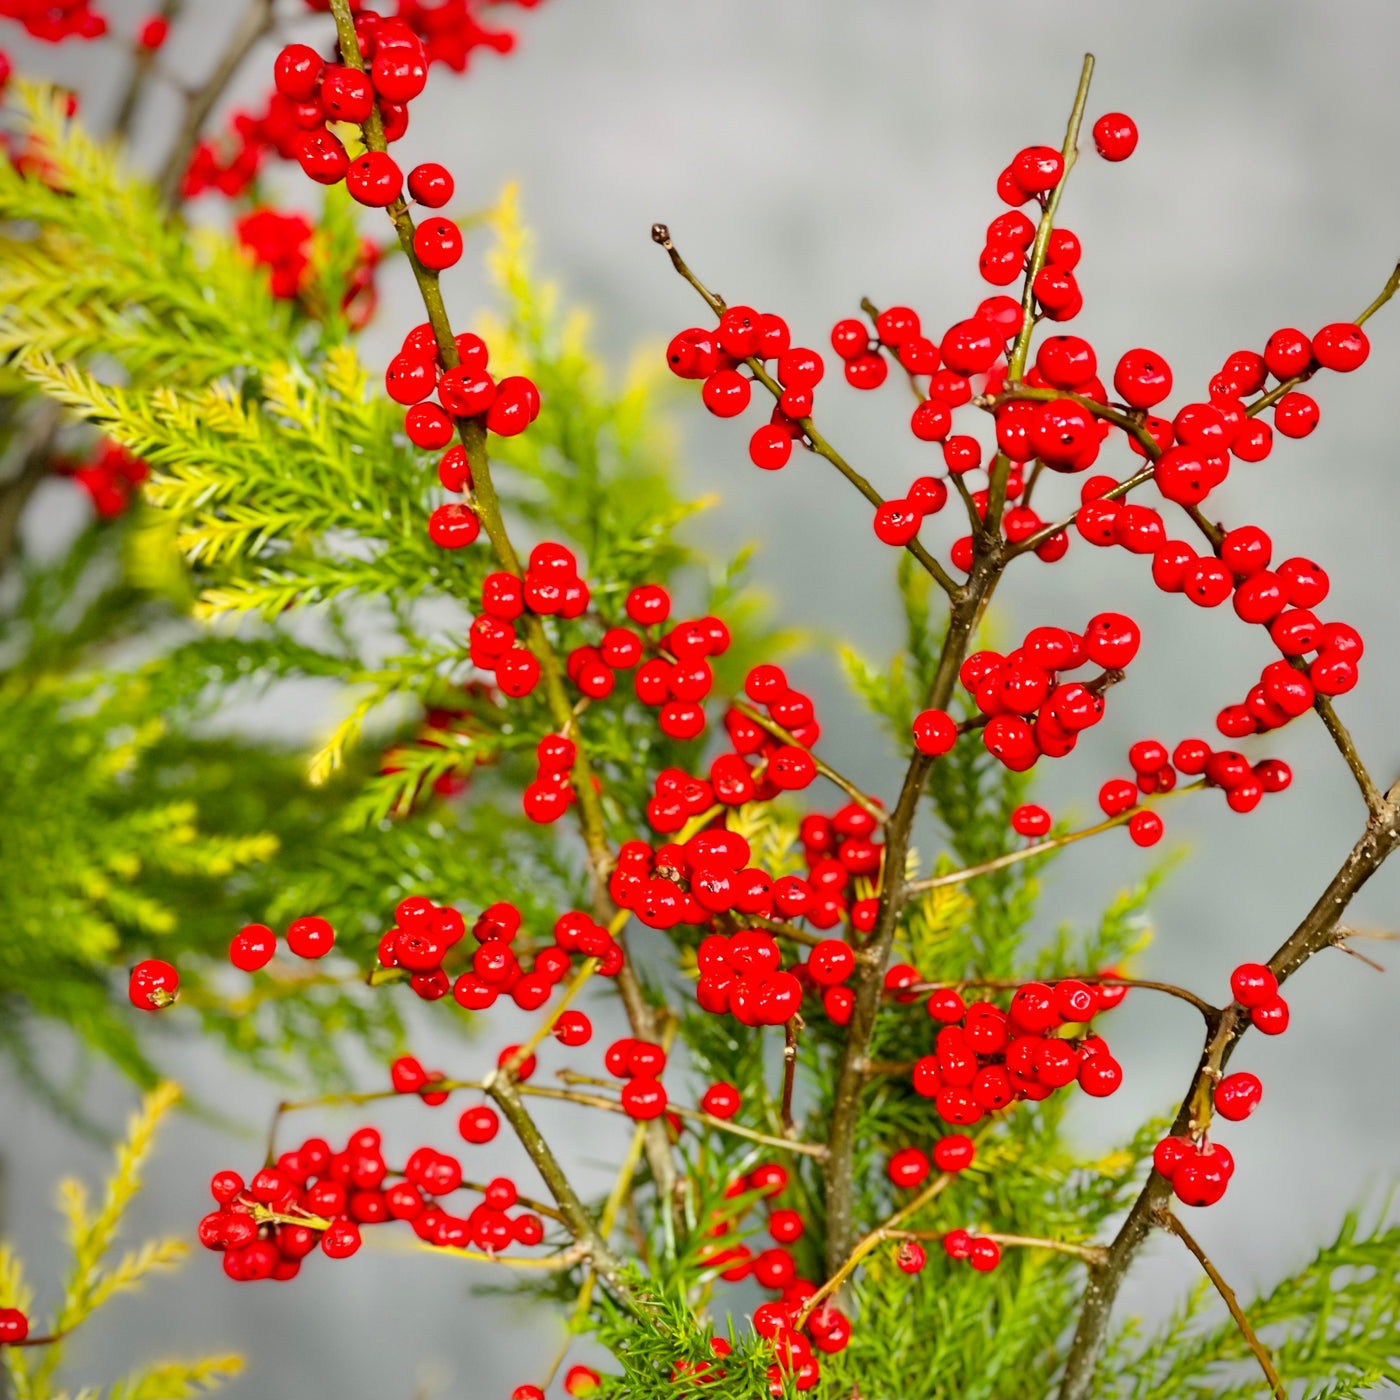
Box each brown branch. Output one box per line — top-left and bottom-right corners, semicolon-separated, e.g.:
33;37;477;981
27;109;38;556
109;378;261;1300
1059;793;1400;1397
893;973;1219;1023
111;0;185;141
155;0;274;208
822;534;1007;1277
650;224;959;598
1157;1210;1286;1400
781;1016;799;1137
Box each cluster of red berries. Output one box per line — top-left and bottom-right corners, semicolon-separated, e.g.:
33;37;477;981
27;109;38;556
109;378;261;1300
939;1229;1003;1272
187;0;529;197
592;590;730;742
698;1164;851;1393
642;659;831;830
234;207;379;322
393;320;541;458
913;613;1140;777
892;982;1125;1159
1149;964;1280;1208
0;0;104;42
602;1036;670;1120
666;308;816;470
197;1126;546;1282
376;897;623;1010
1171;738;1293;815
51;437;148;519
228;915;336;972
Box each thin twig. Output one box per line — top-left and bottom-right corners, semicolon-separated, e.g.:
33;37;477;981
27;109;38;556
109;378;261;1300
891;973;1219;1022
893;1228;1108;1266
903;782;1204;899
796;1167;960;1329
733;700;886;825
540;1078;828;1158
1157;1210;1286;1400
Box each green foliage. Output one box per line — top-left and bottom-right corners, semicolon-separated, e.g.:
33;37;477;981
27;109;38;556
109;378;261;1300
1106;1206;1400;1399
0;1083;242;1400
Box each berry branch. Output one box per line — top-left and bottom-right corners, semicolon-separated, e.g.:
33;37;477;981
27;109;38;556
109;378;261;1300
651;224;961;598
1059;784;1400;1397
821;59;1103;1282
1156;1208;1286;1400
901;780;1203;899
321;0;681;1214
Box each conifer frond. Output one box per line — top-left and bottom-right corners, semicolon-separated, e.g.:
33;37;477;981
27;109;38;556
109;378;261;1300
106;1356;244;1400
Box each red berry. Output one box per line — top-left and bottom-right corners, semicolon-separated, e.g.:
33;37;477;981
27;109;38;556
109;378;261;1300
320;66;374;123
1311;322;1368;372
1229;963;1277;1008
407;162;453;207
910;398;952;442
702;369;751;418
750;424;794;470
294;129;350;185
896;1240;927;1273
873;499;922;546
345;151;403;207
968;1237;1002;1272
371;46;427;103
845;351;888;389
1083;612;1141;668
458;1105;499;1143
701;1082;740;1118
622;1076;668;1120
413;217;462;271
1214;1071;1263;1121
129;958;178;1010
1092;111;1138;160
1250;995;1290;1035
1012;145;1064;192
1113;350;1173;408
912;708;958;756
887;1147;930;1188
943;1228;973;1259
230;924;276;972
1077;1053;1123;1096
1264;327;1312;380
274;43;323;101
1011;804;1051;838
405;402;454;449
1273;392;1319;438
1174;1156;1227;1208
830;318;869;360
940;319;1002;376
428;502;480;549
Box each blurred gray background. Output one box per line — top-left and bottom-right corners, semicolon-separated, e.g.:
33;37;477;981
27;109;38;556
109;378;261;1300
2;2;1397;1396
